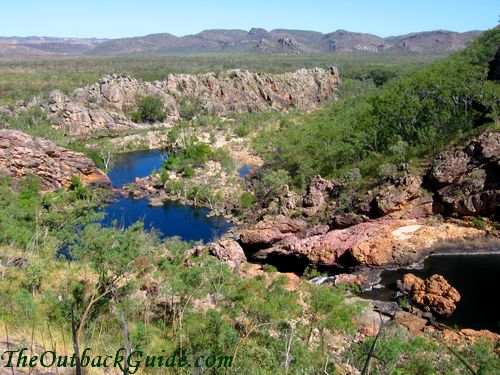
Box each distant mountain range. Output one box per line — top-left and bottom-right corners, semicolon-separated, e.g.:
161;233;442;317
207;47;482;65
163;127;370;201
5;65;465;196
0;28;483;59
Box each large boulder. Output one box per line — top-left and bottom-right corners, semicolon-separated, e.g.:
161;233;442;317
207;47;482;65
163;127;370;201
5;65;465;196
0;129;110;191
373;174;437;218
302;175;340;215
398;274;461;317
208;239;247;269
239;216;307;248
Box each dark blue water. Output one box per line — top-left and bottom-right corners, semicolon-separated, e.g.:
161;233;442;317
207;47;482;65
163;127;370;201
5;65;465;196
108;150;165;188
101;197;232;242
363;254;500;333
238;165;252;178
102;150;232;242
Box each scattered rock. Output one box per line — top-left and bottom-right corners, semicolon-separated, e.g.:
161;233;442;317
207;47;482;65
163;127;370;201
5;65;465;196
393;310;427;335
302;175;340;215
331;212;366;228
148;197;164;207
332;273;367;287
442;327;500;343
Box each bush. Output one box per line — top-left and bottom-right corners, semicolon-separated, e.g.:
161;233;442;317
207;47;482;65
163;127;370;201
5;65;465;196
178;97;204;120
376;163;397;182
164;143;214;171
240;192;256;209
23;261;45;294
132;96;166;123
234;123;251;137
253;169;292;199
183;166;195;178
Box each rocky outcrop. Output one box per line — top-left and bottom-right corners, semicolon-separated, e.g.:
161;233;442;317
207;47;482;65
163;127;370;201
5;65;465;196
241;216;484;268
208;239;247;269
427;131;499;217
47;90;138;136
0;129;110;191
372;175;437;218
393;311;428;336
2;67;339;137
239;216;307;248
442;327;500;343
302;175;340;215
398;274;461;317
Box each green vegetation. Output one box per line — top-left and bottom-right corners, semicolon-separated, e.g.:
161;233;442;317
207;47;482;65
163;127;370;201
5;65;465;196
254;29;500;188
0;175;367;374
178;96;205;120
164;143;215;172
0;175;99;255
1;107;69;143
0;53;441;106
0;27;498;374
132;96;166;123
240;192;256;209
345;324;500;374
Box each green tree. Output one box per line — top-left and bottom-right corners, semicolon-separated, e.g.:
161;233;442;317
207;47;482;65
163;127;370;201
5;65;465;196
71;222;157;342
132;96;166;123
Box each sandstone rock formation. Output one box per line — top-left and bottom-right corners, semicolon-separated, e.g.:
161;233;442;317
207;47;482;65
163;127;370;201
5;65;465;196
372;174;436;219
398;274;461;317
4;67;339;137
393;310;428;335
302;175;340;215
208;239;247;269
0;129;110;191
47;90;137;136
427;131;499;217
241;216;484;268
239;216;307;248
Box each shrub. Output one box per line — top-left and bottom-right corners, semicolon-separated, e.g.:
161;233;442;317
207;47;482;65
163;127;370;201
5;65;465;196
132;96;166;123
376;163;397;182
164;143;214;171
23;261;45;294
253;169;292;199
240;192;256;209
178;97;204;120
183;166;195;178
234;123;251;137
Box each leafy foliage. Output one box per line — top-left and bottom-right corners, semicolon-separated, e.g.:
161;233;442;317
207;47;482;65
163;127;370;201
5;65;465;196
132;96;166;123
254;28;500;186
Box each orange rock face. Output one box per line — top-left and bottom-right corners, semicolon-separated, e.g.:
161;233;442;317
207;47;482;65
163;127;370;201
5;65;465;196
399;273;461;317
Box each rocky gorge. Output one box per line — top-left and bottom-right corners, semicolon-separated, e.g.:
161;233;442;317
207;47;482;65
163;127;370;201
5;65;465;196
0;60;498;348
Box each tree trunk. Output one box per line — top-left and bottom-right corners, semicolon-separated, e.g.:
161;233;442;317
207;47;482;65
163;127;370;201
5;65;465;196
71;308;82;375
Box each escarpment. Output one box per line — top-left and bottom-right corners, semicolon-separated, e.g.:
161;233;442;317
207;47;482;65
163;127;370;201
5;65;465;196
3;67;339;136
0;129;111;191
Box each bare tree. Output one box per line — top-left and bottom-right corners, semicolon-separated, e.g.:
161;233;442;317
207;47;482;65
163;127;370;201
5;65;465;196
98;140;116;172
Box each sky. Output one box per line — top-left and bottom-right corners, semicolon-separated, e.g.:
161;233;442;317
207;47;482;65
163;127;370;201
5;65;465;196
1;0;497;39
